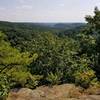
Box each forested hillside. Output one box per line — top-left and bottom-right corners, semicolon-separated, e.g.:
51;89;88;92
0;7;100;99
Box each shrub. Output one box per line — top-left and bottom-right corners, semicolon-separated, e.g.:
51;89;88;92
46;71;63;85
10;71;42;89
25;74;43;89
74;68;96;88
0;74;10;99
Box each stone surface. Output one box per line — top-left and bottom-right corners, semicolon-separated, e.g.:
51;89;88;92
7;84;100;100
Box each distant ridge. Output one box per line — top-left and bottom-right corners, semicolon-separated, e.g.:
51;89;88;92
0;21;85;30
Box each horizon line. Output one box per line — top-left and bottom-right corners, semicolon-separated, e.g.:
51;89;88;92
0;20;86;23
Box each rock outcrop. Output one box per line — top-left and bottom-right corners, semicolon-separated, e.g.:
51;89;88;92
7;84;100;100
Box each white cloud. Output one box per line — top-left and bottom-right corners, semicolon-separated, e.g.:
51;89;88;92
59;3;65;7
17;0;33;4
22;5;33;9
0;7;6;11
16;5;33;10
17;0;26;4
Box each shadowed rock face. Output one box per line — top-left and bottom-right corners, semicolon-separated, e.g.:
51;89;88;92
7;84;100;100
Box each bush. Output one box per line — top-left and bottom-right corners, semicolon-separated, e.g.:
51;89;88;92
25;74;43;89
0;74;10;99
74;68;96;88
9;71;42;89
46;71;63;85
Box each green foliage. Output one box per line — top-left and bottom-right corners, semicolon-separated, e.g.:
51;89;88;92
25;75;43;89
74;68;96;88
29;32;80;84
85;7;100;33
0;32;39;98
46;71;63;85
85;7;100;79
10;71;42;89
0;74;10;99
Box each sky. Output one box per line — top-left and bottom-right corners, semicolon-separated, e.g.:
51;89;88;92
0;0;100;22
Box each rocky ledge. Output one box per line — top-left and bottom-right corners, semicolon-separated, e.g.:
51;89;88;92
7;84;100;100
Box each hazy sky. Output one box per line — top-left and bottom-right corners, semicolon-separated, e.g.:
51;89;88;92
0;0;100;22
